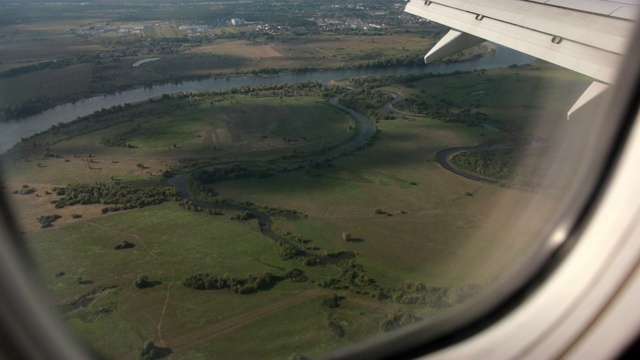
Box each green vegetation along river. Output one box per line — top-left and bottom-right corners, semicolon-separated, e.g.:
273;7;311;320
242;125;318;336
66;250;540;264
5;62;593;359
168;96;375;264
0;45;533;152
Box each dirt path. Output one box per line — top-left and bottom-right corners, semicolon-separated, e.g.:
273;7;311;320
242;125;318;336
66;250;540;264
86;221;174;352
156;265;176;351
169;289;326;355
87;221;158;260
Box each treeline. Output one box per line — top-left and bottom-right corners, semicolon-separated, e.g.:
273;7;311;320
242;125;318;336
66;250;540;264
183;269;307;294
349;71;471;90
338;90;395;122
177;193;307;221
239;53;425;76
12;184;37;195
101;131;137;148
191;165;273;183
397;97;488;126
319;262;481;307
6;103;140;150
333;43;490;72
450;150;517;181
379;312;422;332
9;81;337;149
51;183;176;212
0;58;81;79
340;53;424;69
144;81;344;107
37;214;61;229
2;96;56;120
450;148;543;188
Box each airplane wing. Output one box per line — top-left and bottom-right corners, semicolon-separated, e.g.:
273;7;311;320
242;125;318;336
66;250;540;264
404;0;639;119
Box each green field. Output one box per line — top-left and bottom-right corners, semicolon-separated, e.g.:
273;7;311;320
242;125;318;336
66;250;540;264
0;2;598;359
387;62;590;134
0;9;491;121
3;91;352;186
1;65;591;359
0;31;441;112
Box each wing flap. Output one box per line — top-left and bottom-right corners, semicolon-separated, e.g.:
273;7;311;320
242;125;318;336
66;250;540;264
407;0;633;54
405;0;633;83
527;0;638;20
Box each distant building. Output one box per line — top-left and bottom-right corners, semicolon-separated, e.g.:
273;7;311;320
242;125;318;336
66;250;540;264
231;18;246;26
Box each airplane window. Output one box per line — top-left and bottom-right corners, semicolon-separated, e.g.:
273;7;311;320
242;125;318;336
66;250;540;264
0;1;636;359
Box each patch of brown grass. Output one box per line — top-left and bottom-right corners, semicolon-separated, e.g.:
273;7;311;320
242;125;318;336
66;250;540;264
4;182;112;234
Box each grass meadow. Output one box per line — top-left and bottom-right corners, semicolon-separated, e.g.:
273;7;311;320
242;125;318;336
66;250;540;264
2;95;352;186
2;65;591;358
0;18;437;110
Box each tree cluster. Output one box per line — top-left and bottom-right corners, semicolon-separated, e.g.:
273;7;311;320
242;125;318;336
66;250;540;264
349;73;435;89
183;272;285;295
397;97;488;126
2;96;56;121
139;340;170;360
114;240;135;250
379;312;422;332
389;281;451;307
326;319;345;338
319;262;385;299
338;90;394;123
52;183;176;212
37;214;61;228
13;184;37;195
101;134;136;148
191;165;274;184
231;211;256;221
321;293;344;309
134;275;153;289
318;262;481;307
261;206;308;220
278;243;304;260
450;149;542;188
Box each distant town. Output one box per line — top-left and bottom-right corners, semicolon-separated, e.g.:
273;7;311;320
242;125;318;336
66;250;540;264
69;2;427;39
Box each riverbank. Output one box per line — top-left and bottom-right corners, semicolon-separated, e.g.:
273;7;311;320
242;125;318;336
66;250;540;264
0;45;534;152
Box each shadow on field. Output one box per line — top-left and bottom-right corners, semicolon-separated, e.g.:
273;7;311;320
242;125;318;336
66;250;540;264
346;237;364;243
152;346;173;359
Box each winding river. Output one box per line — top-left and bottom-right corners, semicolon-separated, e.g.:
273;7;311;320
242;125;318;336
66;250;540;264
2;45;534;259
167;89;499;255
167;96;375;261
381;91;510;183
0;45;533;152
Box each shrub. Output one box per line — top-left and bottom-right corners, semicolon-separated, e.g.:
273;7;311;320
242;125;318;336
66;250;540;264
114;240;135;250
327;320;345;337
134;275;152;289
37;214;61;228
379;312;422;332
321;293;343;308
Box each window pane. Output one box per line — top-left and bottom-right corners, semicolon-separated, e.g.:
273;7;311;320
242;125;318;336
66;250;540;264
0;1;632;359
